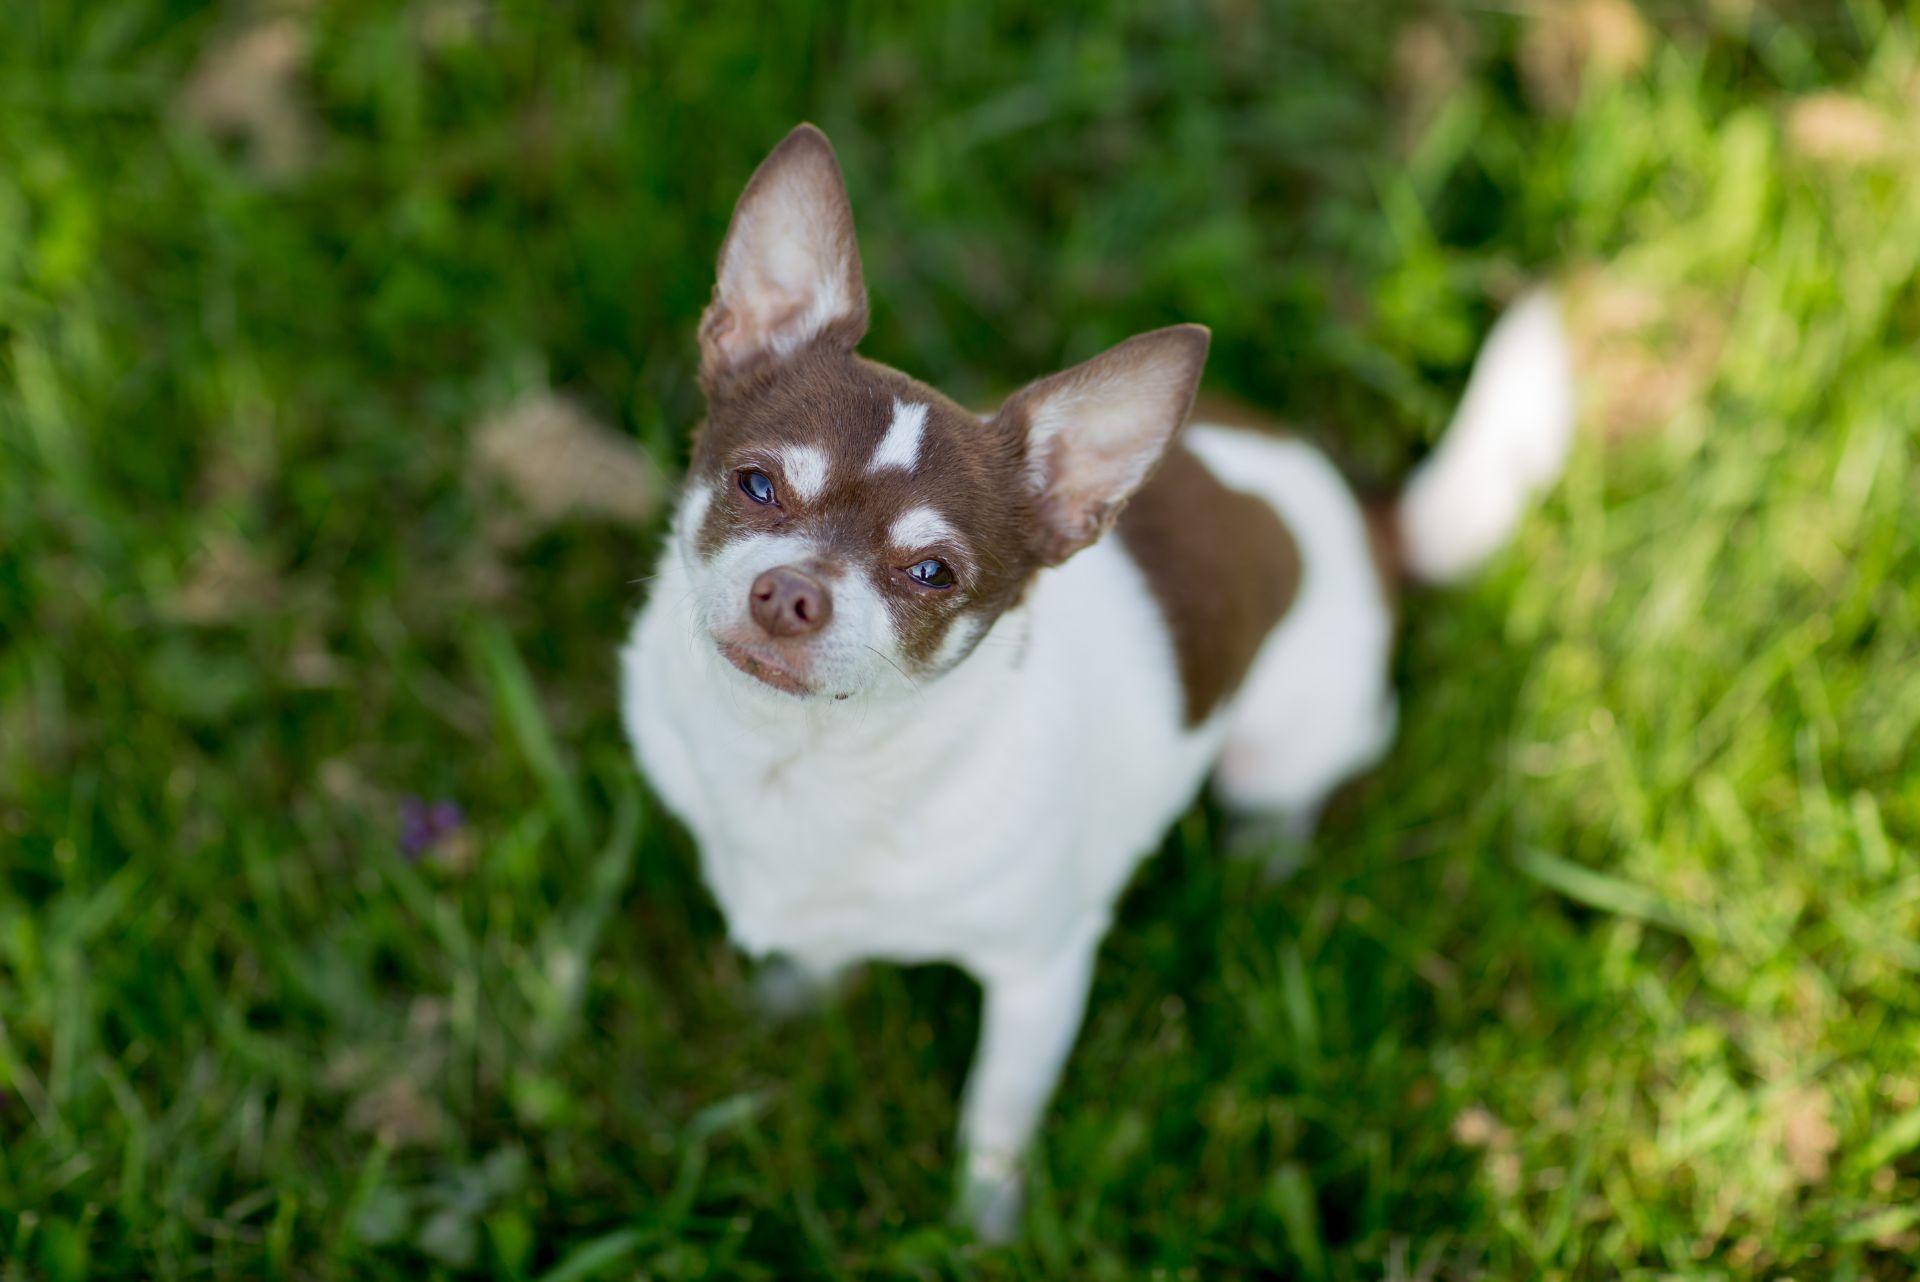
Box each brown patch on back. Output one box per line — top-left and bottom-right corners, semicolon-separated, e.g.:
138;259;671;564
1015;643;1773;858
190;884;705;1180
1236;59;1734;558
1119;442;1301;725
1191;394;1400;612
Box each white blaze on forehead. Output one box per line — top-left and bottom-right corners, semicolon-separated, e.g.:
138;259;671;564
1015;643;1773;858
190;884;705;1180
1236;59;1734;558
868;398;928;473
890;506;957;550
779;445;830;502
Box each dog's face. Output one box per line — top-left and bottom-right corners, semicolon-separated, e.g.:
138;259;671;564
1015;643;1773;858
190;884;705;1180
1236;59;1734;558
677;125;1209;702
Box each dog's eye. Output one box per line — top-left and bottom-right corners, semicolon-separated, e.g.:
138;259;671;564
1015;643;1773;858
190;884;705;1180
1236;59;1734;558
738;468;776;505
907;558;955;589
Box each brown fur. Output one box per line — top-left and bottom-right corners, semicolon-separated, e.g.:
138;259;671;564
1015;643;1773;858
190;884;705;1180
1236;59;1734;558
692;344;1040;674
1191;393;1402;612
1118;442;1302;725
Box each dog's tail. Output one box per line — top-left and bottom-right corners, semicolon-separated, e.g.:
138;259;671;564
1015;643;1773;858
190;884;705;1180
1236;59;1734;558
1390;289;1575;585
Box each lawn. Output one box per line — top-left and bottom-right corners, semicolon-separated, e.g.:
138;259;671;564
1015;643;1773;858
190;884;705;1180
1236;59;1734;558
3;1;1919;1277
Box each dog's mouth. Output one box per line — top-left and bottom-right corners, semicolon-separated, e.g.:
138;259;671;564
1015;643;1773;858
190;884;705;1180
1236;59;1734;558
716;639;817;696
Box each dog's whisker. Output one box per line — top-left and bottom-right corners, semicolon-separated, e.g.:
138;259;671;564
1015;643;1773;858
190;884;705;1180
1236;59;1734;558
863;644;921;695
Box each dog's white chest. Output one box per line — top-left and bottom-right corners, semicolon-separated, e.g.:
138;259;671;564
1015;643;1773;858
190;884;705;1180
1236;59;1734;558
621;537;1219;974
676;731;970;960
633;685;1079;967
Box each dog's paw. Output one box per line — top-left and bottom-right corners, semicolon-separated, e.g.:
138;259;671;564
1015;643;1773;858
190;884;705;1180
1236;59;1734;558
750;957;846;1020
1222;810;1318;883
957;1151;1025;1244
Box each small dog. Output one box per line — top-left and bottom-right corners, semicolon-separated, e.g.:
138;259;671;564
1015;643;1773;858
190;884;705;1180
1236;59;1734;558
622;124;1572;1239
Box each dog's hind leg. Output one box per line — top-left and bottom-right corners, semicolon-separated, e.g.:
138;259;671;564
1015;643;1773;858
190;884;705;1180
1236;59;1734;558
1181;429;1401;835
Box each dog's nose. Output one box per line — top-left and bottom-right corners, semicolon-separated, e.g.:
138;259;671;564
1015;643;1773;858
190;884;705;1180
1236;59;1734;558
749;566;832;637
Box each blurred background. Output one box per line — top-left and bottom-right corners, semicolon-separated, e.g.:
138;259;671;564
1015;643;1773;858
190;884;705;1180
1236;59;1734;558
3;1;1919;1277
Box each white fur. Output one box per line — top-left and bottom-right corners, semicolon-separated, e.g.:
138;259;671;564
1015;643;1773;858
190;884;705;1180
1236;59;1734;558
870;398;927;472
1398;289;1574;583
930;614;985;673
622;294;1565;1240
628;533;1210;972
889;505;955;551
741;214;851;360
778;444;829;504
675;479;713;547
680;481;906;699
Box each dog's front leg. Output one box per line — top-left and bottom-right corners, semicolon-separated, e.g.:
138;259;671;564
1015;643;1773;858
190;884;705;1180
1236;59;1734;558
955;935;1099;1242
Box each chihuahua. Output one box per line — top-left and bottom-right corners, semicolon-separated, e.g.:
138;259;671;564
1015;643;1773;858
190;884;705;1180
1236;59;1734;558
622;124;1572;1240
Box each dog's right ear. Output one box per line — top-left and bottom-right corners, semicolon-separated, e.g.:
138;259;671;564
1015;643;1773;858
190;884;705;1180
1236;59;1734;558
992;325;1210;565
698;124;869;387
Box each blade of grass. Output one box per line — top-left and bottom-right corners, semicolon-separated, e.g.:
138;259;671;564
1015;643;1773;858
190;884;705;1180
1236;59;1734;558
1514;848;1718;941
466;619;589;854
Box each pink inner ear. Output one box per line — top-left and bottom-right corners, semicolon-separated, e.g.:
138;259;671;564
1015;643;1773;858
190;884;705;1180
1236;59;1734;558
1005;325;1209;564
1021;387;1180;559
1029;489;1115;565
700;129;869;380
704;243;860;374
704;292;813;372
703;306;739;347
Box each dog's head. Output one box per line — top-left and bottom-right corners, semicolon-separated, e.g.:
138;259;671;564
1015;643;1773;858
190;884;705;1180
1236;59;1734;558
678;124;1209;701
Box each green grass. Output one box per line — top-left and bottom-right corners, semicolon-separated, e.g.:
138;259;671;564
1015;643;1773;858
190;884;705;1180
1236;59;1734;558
3;1;1920;1277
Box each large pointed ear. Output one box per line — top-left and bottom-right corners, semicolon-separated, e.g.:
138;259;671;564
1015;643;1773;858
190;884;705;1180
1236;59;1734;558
698;124;868;385
992;325;1211;564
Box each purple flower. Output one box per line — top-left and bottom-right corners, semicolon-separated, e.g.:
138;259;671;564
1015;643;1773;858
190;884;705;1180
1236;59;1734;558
399;795;466;860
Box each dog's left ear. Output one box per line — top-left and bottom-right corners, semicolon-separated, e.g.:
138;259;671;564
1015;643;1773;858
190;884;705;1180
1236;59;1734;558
699;123;868;386
993;325;1211;564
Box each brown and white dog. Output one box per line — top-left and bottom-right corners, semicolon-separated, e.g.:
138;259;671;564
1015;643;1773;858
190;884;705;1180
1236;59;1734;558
621;124;1572;1239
